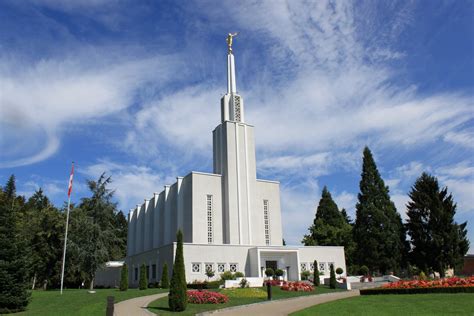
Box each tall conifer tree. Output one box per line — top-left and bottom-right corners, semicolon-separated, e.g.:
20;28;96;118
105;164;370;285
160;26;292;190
303;187;355;267
0;176;30;313
169;230;187;311
353;147;406;273
406;173;469;276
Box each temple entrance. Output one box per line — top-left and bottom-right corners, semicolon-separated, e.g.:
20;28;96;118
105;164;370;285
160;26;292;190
265;260;278;271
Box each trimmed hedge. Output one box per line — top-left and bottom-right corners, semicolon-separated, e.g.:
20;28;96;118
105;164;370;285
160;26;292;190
187;280;224;289
361;287;474;295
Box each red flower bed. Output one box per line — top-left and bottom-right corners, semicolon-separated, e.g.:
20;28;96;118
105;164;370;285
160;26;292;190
280;281;314;292
263;280;283;286
383;276;474;289
187;290;229;304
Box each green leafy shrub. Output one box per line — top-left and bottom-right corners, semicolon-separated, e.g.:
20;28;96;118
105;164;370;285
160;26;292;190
336;267;343;275
205;265;215;280
265;268;274;277
275;269;284;277
329;264;336;289
168;230;187;311
234;271;245;278
239;278;249;288
220;271;236;281
139;264;147;290
120;263;128;291
419;271;427;280
359;265;369;276
161;263;169;288
301;270;311;280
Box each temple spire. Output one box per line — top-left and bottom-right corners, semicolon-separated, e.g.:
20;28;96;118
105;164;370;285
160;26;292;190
226;33;238;94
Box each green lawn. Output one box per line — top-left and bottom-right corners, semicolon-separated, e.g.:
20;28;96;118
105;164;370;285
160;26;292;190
291;293;474;316
148;285;343;315
16;288;168;316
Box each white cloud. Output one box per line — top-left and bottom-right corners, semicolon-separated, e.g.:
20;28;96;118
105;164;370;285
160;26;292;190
80;159;175;213
396;161;426;179
333;191;357;220
280;181;320;246
444;130;474;149
0;53;180;168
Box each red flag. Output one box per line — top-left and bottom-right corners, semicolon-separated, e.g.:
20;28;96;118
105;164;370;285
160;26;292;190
68;162;74;197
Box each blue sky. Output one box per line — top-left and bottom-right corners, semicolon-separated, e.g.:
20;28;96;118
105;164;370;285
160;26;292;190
1;0;473;252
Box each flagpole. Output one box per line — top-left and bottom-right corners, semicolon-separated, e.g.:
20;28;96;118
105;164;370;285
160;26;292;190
60;162;74;295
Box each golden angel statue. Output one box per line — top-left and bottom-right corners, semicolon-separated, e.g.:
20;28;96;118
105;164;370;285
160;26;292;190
226;32;238;53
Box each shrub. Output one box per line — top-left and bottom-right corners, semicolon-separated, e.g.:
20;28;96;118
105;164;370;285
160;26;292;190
329;264;336;289
148;283;155;288
207;280;224;289
313;260;320;286
220;271;236;281
281;281;314;292
301;270;311;280
275;269;284;277
336;267;343;275
139;264;147;290
234;271;245;278
359;265;369;276
120;263;128;291
265;268;274;277
419;271;427;281
169;230;187;311
205;265;215;281
161;263;169;289
361;286;474;295
239;278;249;288
187;290;228;304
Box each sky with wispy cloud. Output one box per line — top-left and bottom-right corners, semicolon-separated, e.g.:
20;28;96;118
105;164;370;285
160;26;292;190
1;0;473;252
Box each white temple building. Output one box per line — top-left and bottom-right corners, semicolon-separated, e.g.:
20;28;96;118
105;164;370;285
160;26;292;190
120;35;346;287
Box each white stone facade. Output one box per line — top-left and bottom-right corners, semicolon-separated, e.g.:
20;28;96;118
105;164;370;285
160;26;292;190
98;40;347;288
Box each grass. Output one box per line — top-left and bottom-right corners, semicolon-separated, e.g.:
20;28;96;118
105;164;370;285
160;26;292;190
147;285;343;315
291;293;474;316
16;288;168;316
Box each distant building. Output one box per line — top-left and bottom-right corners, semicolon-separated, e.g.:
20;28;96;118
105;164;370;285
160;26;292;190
460;254;474;276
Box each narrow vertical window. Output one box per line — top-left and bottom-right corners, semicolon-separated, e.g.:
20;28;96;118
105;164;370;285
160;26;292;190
207;195;213;244
263;200;270;245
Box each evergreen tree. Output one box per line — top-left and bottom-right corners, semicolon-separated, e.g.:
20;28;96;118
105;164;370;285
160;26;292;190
329;264;336;289
161;263;169;288
120;263;128;291
69;173;121;290
139;264;147;290
169;230;187;311
303;186;355;268
24;189;64;290
353;147;406;273
0;177;30;313
406;173;469;276
341;208;351;225
313;260;320;286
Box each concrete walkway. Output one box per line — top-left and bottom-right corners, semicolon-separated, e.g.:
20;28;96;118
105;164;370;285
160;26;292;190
201;290;360;316
114;292;168;316
115;290;359;316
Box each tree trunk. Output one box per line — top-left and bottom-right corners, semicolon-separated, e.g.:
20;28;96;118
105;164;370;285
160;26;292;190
31;273;37;290
43;279;48;290
89;278;94;291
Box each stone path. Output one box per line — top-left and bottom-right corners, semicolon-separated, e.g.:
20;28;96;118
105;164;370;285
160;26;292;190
114;292;168;316
115;290;359;316
200;290;360;316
